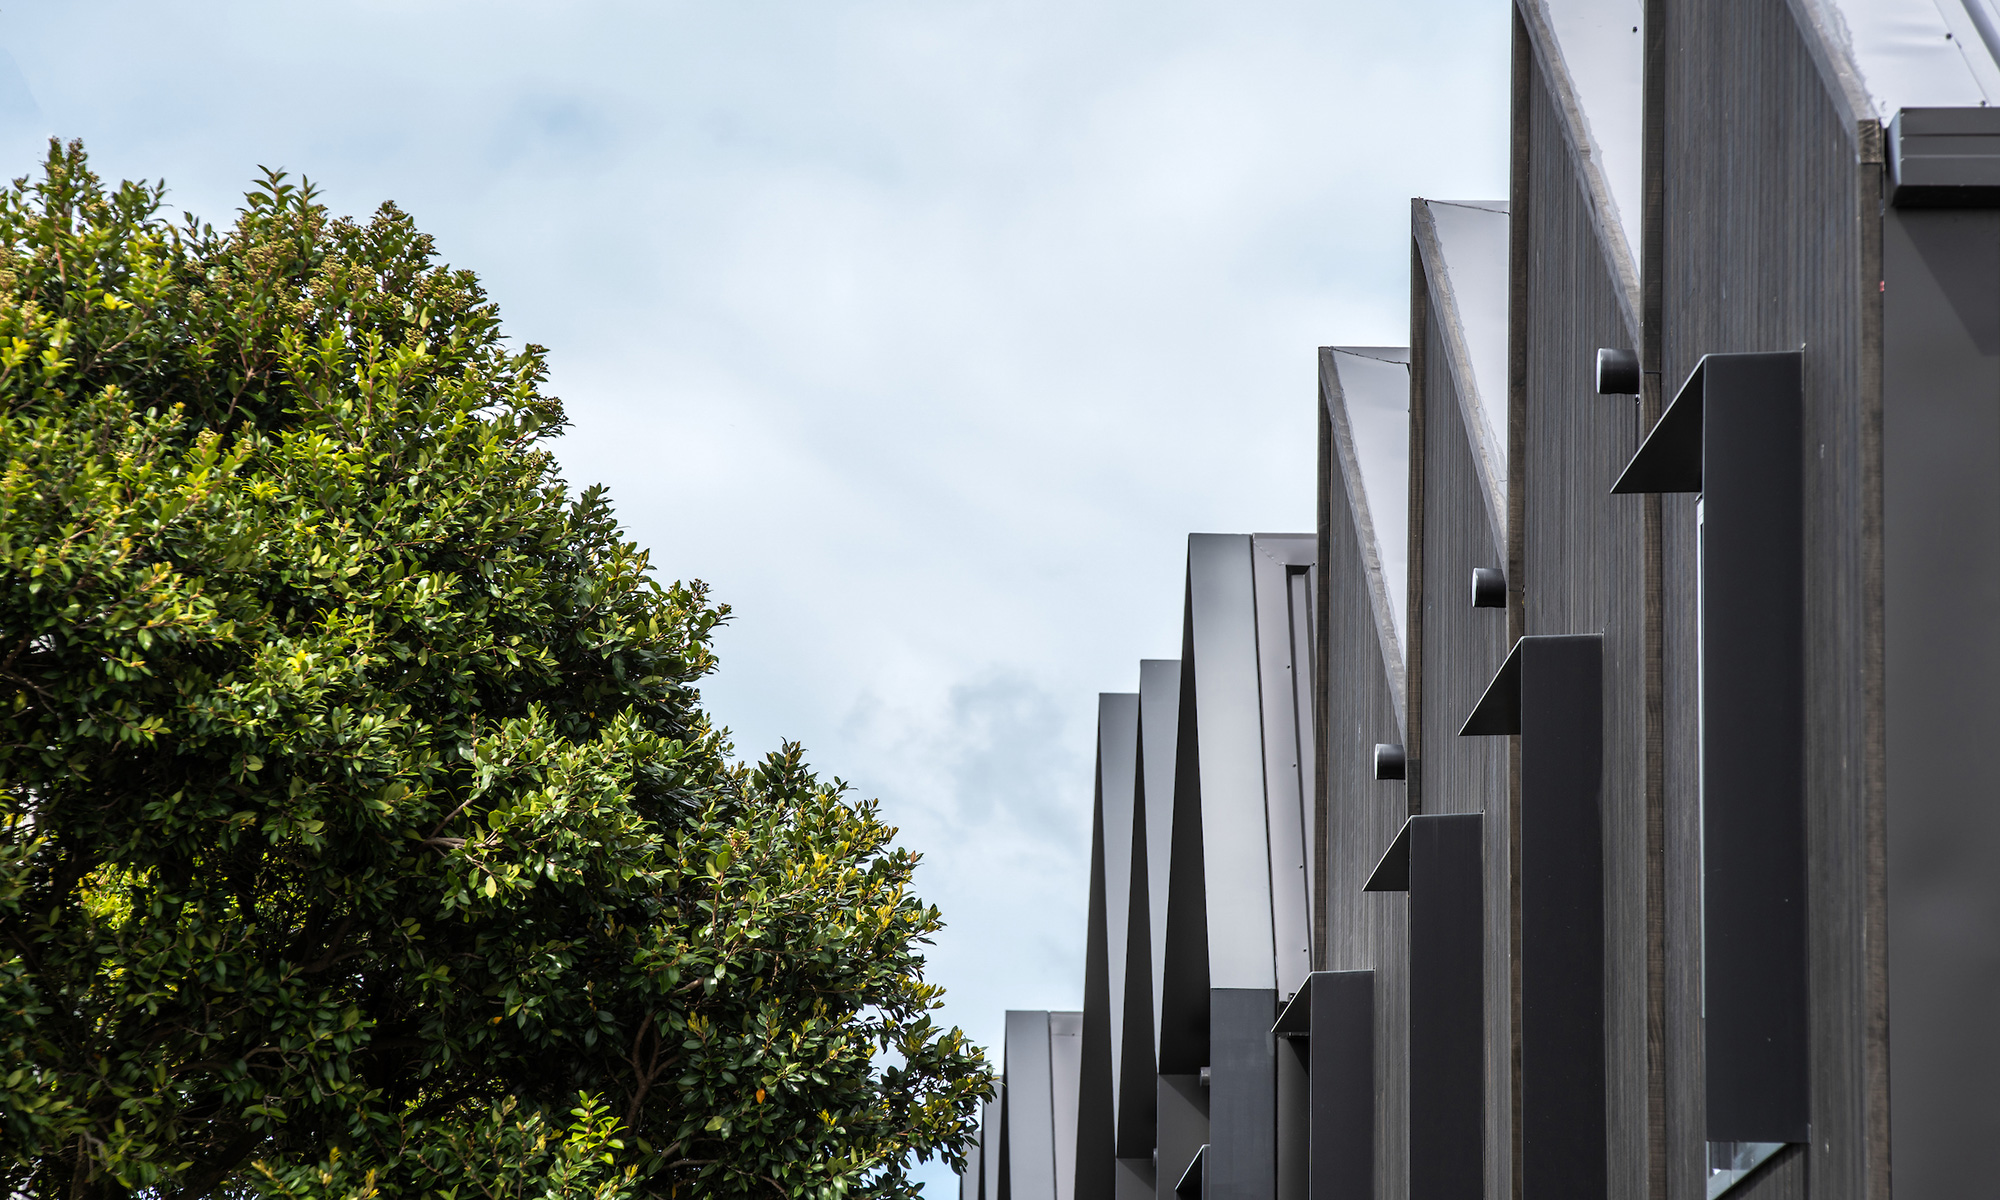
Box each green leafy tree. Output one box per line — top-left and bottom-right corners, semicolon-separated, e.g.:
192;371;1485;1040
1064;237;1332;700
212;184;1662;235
0;141;988;1199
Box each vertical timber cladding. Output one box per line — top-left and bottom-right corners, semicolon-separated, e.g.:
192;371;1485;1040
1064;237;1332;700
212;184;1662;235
1080;695;1141;1200
1317;346;1412;1200
1662;0;1882;1195
1512;7;1652;1197
1883;199;2000;1198
1410;198;1511;1200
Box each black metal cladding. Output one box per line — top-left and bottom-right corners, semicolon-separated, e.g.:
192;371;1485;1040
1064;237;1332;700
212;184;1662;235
1611;352;1809;1145
1463;636;1607;1199
1306;972;1375;1200
1404;813;1484;1200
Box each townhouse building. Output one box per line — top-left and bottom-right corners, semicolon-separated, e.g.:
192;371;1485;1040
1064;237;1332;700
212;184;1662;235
962;0;2000;1196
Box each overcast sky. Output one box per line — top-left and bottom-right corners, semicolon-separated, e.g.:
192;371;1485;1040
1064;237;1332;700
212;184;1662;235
2;1;1508;1189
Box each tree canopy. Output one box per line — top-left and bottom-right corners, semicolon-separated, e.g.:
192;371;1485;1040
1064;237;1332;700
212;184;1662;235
0;141;988;1199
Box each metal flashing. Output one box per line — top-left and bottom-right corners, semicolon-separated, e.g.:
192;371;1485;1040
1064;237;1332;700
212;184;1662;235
1139;658;1180;1066
1007;1011;1060;1200
1173;1145;1206;1199
1051;1012;1083;1200
1251;533;1318;1000
1609;352;1809;1144
1180;534;1277;992
1458;638;1524;736
983;1087;1003;1200
1609;359;1705;494
1362;818;1414;893
1407;814;1485;1200
1322;346;1413;713
1414;198;1512;550
1095;694;1141;1135
1889;106;2000;203
1518;0;1645;324
1272;978;1312;1038
1464;637;1609;1199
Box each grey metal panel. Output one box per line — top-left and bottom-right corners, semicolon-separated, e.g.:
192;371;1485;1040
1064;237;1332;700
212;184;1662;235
1053;1012;1084;1200
1185;534;1279;991
1121;674;1162;1162
1407;813;1485;1200
1209;989;1277;1200
964;1144;983;1200
1101;694;1142;1151
1081;699;1135;1200
1889;106;2000;205
1316;346;1413;1200
1142;658;1182;1067
1514;40;1655;1199
1662;1;1888;1193
986;1088;1005;1200
1883;205;2000;1197
1253;533;1318;1001
1116;1159;1156;1200
1465;637;1609;1199
1162;537;1284;1076
1278;1032;1309;1200
1159;638;1212;1077
1155;1076;1208;1200
1008;1012;1058;1200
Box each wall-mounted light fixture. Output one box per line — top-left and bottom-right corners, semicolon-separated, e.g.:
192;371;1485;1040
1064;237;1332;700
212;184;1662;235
1595;347;1641;395
1471;567;1507;608
1373;743;1406;781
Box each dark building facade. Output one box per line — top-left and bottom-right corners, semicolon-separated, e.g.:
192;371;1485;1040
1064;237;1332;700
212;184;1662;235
963;2;2000;1199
